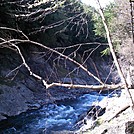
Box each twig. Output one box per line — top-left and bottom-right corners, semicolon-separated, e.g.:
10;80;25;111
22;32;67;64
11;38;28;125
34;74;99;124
0;38;104;85
5;63;24;77
1;38;126;90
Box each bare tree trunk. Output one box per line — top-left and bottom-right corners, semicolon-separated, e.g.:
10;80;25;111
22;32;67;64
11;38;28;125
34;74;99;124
96;0;134;108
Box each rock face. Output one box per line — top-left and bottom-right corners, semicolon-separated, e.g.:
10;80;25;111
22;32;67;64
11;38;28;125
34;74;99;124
75;105;106;132
88;89;134;134
125;121;134;134
0;84;34;120
0;48;119;122
126;64;134;89
119;39;134;88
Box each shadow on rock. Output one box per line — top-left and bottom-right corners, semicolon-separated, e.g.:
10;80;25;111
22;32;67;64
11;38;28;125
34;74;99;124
74;105;106;132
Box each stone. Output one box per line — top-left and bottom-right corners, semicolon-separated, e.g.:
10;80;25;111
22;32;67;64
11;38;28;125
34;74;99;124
125;121;134;134
126;65;134;88
75;105;106;132
50;130;76;134
0;114;7;121
0;84;34;120
27;103;41;109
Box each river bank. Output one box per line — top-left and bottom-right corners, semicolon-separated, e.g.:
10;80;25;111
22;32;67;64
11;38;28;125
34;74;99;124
85;88;134;134
47;88;134;134
0;52;133;133
1;48;128;134
0;48;119;122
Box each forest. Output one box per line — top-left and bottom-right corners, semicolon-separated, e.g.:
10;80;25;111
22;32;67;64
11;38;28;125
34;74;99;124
0;0;134;133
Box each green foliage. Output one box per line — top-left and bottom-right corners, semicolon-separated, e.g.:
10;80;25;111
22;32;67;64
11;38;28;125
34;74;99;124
93;2;126;54
101;48;110;56
93;3;116;38
0;0;109;54
21;0;97;50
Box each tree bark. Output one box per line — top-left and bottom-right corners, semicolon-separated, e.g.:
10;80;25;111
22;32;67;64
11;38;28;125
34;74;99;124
96;0;134;108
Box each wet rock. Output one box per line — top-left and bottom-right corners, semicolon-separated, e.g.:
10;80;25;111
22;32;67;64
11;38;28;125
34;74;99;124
0;52;120;126
100;129;108;134
75;105;106;132
89;90;134;134
125;121;134;134
60;77;87;85
87;105;106;119
27;103;41;109
50;130;76;134
73;78;87;85
0;114;7;120
77;105;106;123
0;84;34;121
61;78;73;83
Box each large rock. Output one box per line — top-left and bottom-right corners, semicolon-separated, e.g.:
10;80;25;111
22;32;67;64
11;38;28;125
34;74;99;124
125;121;134;134
126;65;134;88
75;105;106;132
0;84;34;121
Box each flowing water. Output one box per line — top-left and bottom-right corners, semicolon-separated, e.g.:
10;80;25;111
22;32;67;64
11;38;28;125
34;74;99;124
0;91;119;134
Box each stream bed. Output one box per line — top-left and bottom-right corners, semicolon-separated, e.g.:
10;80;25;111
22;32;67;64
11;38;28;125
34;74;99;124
0;91;118;134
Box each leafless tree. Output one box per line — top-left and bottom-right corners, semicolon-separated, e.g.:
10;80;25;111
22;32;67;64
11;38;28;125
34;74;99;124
96;0;134;108
0;0;132;93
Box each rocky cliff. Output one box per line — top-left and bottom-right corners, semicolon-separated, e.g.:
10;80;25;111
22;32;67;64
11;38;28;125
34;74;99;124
0;47;119;121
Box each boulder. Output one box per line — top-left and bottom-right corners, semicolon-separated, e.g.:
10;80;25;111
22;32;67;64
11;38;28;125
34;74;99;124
0;84;34;121
75;105;106;131
125;121;134;134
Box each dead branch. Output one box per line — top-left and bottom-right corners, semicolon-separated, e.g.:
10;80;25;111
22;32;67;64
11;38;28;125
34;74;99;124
0;37;126;90
0;38;104;85
55;42;108;50
30;13;84;34
43;82;124;90
5;63;24;77
0;27;29;40
96;0;134;108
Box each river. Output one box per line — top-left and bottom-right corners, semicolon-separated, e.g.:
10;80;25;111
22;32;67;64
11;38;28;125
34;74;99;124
0;90;119;134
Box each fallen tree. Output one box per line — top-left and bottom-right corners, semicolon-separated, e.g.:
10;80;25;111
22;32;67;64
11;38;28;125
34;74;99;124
0;26;126;92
